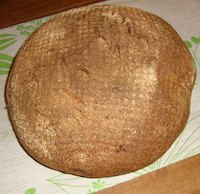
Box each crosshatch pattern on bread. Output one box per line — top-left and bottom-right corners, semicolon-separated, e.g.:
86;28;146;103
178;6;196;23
6;5;196;178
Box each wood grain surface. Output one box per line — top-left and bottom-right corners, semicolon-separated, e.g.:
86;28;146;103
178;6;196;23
0;0;106;29
96;154;200;194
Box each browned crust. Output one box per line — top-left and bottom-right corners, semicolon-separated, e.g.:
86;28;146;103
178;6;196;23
6;5;196;177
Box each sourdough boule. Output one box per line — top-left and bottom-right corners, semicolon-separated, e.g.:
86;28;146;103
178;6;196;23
6;5;196;178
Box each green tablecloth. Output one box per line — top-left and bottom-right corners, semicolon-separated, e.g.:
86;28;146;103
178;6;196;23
1;0;200;193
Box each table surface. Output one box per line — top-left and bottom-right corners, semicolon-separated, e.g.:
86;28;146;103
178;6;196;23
0;0;200;194
0;0;105;29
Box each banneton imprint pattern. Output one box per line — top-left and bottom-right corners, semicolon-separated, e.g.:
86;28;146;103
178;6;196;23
6;5;195;177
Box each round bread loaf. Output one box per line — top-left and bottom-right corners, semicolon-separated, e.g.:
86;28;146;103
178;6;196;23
6;5;195;178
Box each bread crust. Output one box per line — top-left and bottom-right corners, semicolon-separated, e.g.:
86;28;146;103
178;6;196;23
6;5;196;177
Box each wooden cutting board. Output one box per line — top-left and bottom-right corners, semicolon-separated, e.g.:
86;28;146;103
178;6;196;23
96;154;200;194
0;0;106;29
